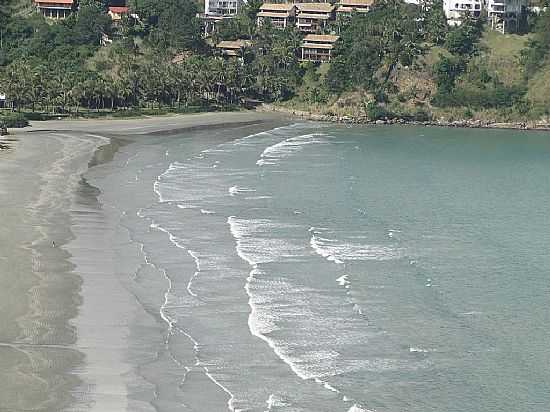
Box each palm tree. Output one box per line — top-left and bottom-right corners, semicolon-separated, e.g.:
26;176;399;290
2;61;33;111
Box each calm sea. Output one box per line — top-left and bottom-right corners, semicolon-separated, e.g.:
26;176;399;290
85;123;550;412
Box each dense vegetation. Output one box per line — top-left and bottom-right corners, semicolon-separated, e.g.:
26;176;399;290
2;0;550;123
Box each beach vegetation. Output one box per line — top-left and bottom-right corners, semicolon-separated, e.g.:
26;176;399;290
0;112;29;128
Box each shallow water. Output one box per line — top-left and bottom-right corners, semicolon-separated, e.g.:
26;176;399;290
83;123;550;411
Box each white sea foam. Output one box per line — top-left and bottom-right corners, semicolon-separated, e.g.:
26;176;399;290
460;311;483;316
310;227;400;263
409;346;430;353
314;378;340;393
187;250;201;298
348;405;372;412
265;393;288;411
229;186;256;196
227;215;379;407
257;133;328;166
155;159;232;204
141;215;237;410
200;209;216;215
228;216;329;382
337;275;351;287
149;220;186;250
228;217;305;265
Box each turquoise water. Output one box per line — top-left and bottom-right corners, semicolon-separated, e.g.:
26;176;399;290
93;123;550;411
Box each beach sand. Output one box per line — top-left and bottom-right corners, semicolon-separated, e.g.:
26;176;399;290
0;111;287;412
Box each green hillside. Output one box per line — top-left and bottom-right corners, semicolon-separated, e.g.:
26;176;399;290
1;0;550;124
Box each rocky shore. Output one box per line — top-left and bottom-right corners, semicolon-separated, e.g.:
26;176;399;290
259;104;550;132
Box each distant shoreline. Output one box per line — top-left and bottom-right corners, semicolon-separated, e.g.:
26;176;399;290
259;104;550;132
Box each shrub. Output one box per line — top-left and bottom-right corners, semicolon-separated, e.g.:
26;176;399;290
433;56;465;93
23;112;53;121
444;17;483;56
365;102;391;120
0;112;29;128
431;84;526;109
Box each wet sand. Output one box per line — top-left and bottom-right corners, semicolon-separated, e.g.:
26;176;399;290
0;111;287;412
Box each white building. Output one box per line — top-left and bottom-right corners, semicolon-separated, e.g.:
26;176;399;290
443;0;482;26
33;0;74;19
204;0;245;16
443;0;526;32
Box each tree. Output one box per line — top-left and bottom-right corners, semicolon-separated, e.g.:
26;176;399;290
1;61;33;110
433;55;465;94
521;9;550;78
215;0;262;40
129;0;205;52
443;15;483;56
327;0;423;93
252;25;302;101
71;0;112;45
423;0;448;45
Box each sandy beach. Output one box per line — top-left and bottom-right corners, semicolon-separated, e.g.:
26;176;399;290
0;111;287;412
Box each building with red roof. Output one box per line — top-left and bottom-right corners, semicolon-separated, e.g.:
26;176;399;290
108;6;129;21
33;0;74;19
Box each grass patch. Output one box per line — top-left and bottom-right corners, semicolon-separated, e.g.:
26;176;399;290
479;30;530;85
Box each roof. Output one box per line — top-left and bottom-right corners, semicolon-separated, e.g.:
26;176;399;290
297;13;331;19
296;3;335;12
109;6;129;13
216;40;252;49
34;0;73;3
337;6;370;12
259;3;296;11
303;34;340;42
257;11;292;17
302;43;334;49
339;0;374;6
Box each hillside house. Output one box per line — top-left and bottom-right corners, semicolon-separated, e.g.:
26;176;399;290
336;0;373;14
443;0;482;25
296;3;336;33
300;34;339;62
216;40;252;59
205;0;244;16
33;0;74;19
108;6;129;22
257;3;297;28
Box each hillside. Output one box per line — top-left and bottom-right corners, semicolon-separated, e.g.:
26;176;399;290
2;0;550;126
276;21;550;126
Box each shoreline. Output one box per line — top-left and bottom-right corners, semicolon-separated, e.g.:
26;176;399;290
0;129;106;411
0;111;289;412
259;104;550;132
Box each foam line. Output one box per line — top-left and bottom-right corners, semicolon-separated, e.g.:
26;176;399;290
227;216;365;405
144;215;237;410
187;250;201;298
256;133;327;167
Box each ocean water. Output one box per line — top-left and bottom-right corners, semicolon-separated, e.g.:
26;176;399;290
84;123;550;412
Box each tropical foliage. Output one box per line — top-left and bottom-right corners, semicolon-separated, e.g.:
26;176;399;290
327;0;423;94
1;0;549;121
